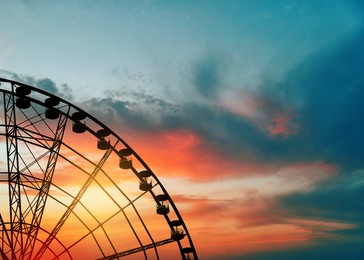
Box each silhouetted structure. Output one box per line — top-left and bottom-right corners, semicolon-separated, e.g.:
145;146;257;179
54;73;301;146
0;78;197;260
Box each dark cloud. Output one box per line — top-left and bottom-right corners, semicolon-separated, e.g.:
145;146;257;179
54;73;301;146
82;91;181;130
37;78;58;94
59;83;73;101
0;70;73;100
279;170;364;224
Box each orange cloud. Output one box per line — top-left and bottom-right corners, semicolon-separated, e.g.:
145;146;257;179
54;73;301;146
121;127;275;181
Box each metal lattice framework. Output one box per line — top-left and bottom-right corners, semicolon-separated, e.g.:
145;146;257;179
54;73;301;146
0;78;198;260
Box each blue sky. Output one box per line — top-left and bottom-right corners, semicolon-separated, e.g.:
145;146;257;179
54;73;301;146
1;0;364;259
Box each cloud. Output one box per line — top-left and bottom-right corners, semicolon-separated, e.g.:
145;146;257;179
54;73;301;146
0;70;74;100
170;161;338;226
174;170;364;259
217;90;299;138
37;78;58;94
261;169;364;259
279;170;364;224
82;92;180;131
81;89;301;170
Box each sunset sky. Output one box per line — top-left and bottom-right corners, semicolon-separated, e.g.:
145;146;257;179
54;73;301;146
1;0;364;259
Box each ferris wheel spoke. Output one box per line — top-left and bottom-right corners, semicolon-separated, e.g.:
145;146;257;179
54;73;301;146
34;147;113;260
98;237;178;260
0;215;12;260
54;140;140;212
53;184;157;260
0;248;10;260
47;182;120;259
18;223;73;260
46;151;162;259
38;185;112;259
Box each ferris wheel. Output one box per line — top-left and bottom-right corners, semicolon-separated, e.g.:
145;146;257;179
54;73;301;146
0;78;198;260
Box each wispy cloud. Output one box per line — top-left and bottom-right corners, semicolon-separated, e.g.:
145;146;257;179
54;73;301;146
0;70;74;100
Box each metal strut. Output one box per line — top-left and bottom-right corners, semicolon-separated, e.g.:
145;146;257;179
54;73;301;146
0;214;11;260
22;112;69;259
34;147;114;260
3;90;24;259
97;237;181;260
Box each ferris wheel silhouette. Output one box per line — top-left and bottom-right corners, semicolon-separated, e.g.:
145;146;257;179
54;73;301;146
0;78;197;260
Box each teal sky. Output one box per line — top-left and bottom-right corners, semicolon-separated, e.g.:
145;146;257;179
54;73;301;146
1;1;364;259
2;0;362;100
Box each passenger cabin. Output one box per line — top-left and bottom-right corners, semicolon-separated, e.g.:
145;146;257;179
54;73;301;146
45;97;60;119
96;129;111;150
97;139;110;150
170;220;184;241
72;121;86;133
72;111;87;133
16;97;31;109
118;148;133;169
155;194;170;215
182;248;194;260
15;86;31;109
137;170;153;191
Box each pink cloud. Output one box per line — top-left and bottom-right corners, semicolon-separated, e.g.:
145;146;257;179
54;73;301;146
217;90;299;138
218;91;266;119
266;112;298;137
